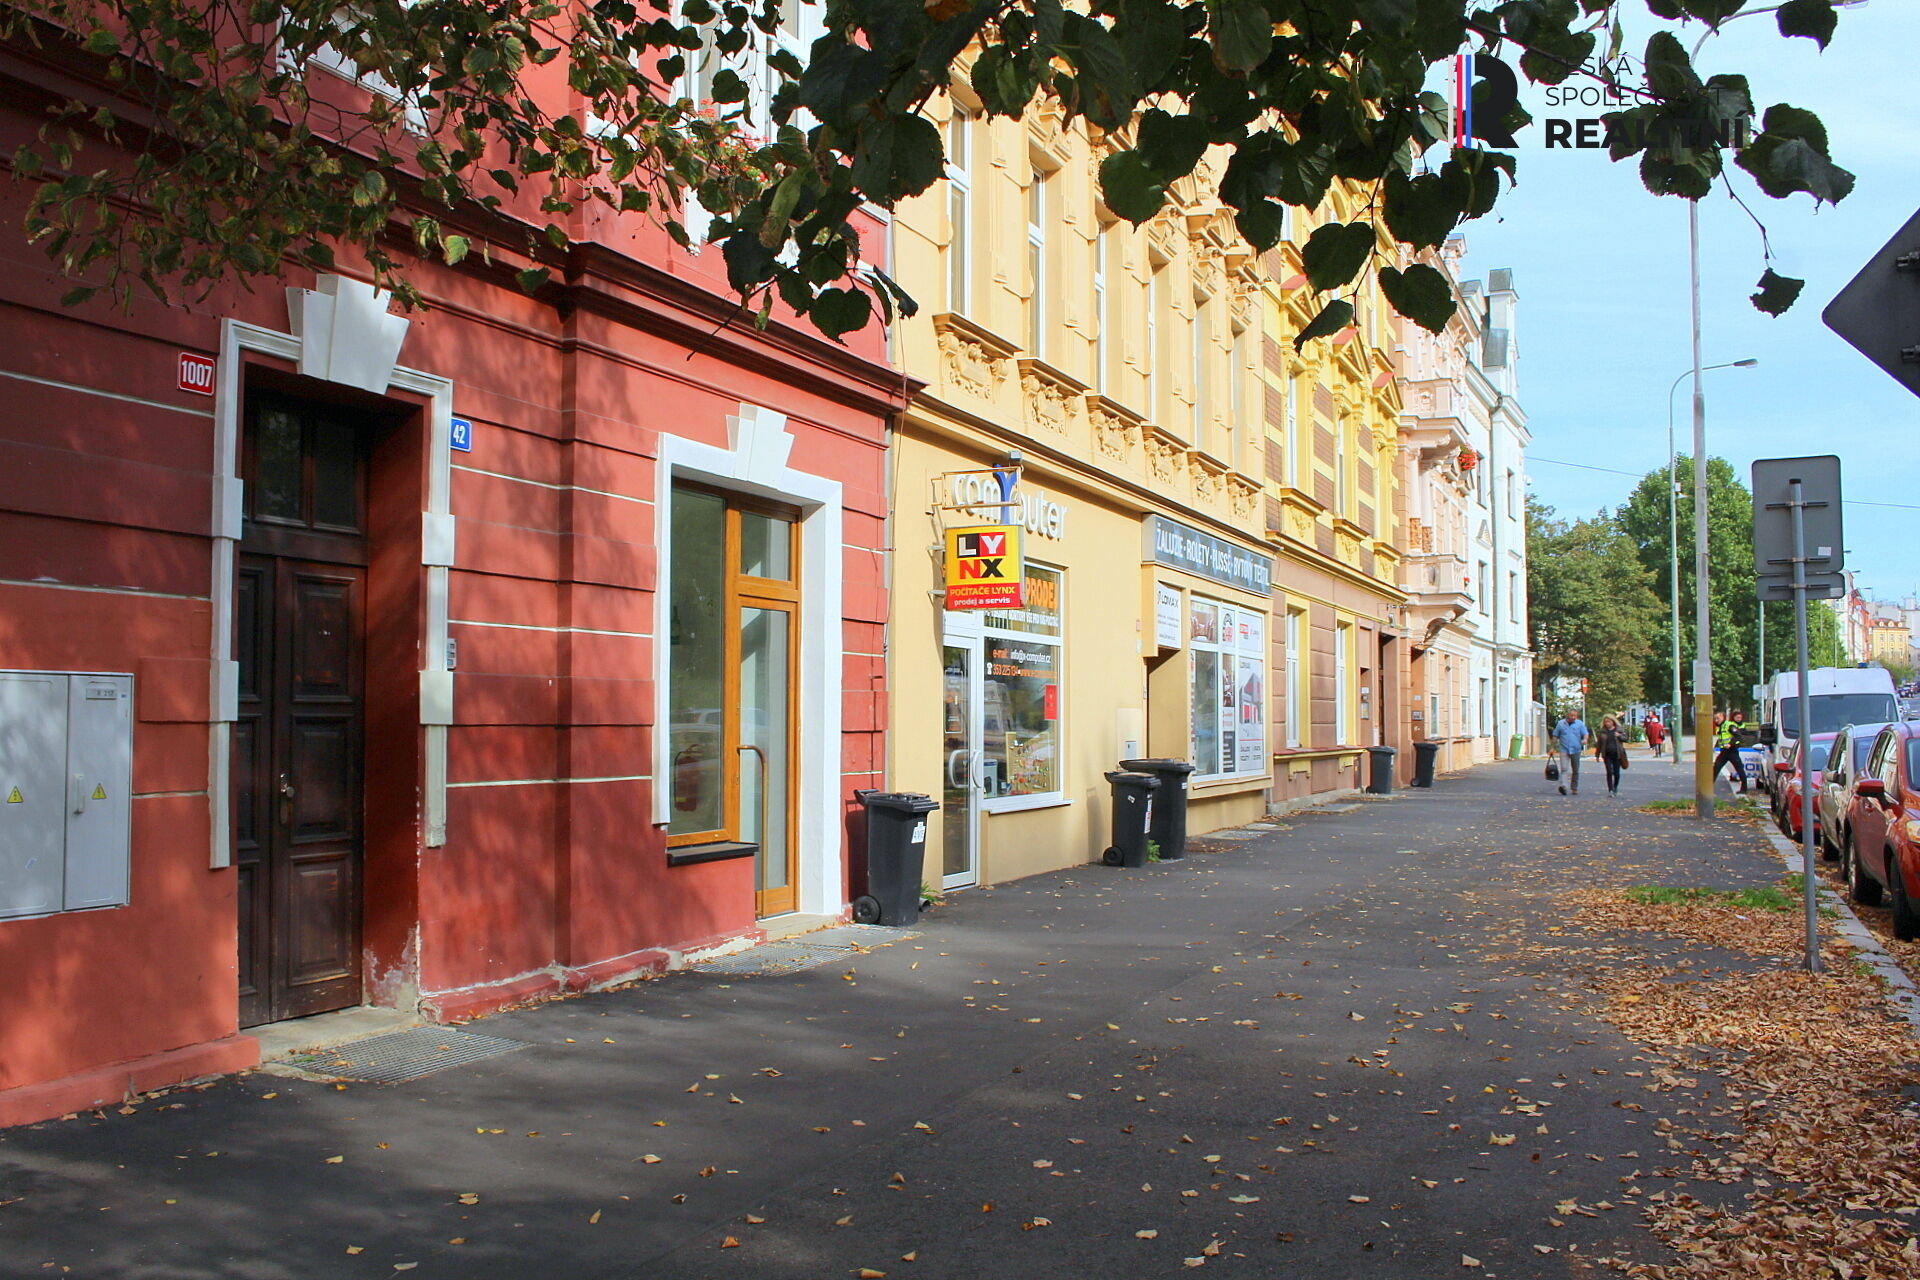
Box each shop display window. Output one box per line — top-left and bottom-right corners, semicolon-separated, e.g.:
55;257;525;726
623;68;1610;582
975;564;1063;805
1190;596;1266;779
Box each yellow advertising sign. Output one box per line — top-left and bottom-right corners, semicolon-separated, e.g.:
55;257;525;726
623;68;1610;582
943;524;1024;610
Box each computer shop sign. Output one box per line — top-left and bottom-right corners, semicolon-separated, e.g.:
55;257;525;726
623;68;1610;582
1451;49;1750;152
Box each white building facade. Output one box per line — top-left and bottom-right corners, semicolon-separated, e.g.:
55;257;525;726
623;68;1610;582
1396;240;1534;770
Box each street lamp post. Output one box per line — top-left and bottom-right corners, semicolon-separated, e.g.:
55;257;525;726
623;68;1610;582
1665;359;1756;770
1680;0;1863;818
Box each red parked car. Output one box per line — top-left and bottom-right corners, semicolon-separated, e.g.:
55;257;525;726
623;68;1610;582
1773;732;1837;847
1842;721;1920;940
1819;723;1890;862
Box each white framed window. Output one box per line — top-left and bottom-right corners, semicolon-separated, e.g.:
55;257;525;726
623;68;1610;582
946;106;973;314
1284;607;1304;749
1480;677;1492;736
1093;221;1112;388
1190;599;1266;779
669;0;822;244
1284;375;1301;490
1229;324;1249;471
1027;165;1049;360
1332;413;1347;514
1335;620;1353;743
683;0;817;132
1146;262;1162;421
1190;296;1207;451
289;9;429;132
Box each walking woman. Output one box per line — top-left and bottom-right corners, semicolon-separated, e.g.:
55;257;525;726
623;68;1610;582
1595;715;1630;795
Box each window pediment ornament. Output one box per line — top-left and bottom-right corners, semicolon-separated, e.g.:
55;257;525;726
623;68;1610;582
1192;454;1227;507
1191;246;1225;300
1146;212;1182;266
1086;395;1143;461
1146;426;1188;486
1227;474;1261;524
1018;359;1086;436
934;313;1017;401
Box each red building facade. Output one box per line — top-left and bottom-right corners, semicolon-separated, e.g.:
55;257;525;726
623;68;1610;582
0;75;904;1125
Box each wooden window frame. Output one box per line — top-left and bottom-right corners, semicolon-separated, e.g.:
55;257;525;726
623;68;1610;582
665;483;803;916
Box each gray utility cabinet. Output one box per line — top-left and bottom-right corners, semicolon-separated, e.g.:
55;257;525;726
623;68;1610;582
0;671;133;920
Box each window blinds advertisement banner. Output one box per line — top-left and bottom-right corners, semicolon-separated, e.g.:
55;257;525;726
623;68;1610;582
1191;601;1266;778
944;525;1024;610
1235;612;1266;775
1144;515;1273;595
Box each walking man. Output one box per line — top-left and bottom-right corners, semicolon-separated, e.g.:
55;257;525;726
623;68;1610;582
1711;709;1752;794
1553;708;1589;796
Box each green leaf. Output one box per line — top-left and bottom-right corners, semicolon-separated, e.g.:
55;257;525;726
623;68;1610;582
1758;101;1829;153
1300;221;1374;292
810;286;872;342
443;234;470;266
1641;31;1699;100
1680;0;1745;23
1736;134;1853;203
515;267;550;294
1098;149;1168;224
1382;170;1457;252
1353;0;1415;36
1775;0;1837;47
1749;268;1804;316
760;168;808;248
1293;298;1354;351
1233;200;1288;252
1136;110;1211;180
352;169;387;208
847;113;943;199
1206;0;1272;73
1113;0;1192;87
1379;263;1455;333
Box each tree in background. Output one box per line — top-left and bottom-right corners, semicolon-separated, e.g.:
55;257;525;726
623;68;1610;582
1616;455;1844;716
1527;496;1662;720
1;0;1858;339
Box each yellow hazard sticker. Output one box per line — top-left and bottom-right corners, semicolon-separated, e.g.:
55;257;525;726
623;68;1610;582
91;783;107;800
5;786;21;804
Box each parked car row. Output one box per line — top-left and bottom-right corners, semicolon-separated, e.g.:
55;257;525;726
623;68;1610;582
1770;720;1920;939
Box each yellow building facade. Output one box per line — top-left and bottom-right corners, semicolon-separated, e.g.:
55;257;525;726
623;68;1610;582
1255;195;1411;797
887;97;1277;889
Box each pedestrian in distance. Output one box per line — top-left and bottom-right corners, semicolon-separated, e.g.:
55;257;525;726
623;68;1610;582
1711;709;1751;794
1552;708;1589;796
1595;715;1630;795
1645;714;1666;759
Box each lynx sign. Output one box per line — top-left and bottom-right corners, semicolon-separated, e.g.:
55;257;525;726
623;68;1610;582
944;525;1024;610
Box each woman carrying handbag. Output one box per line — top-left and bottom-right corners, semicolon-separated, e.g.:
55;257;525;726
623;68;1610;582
1594;715;1630;795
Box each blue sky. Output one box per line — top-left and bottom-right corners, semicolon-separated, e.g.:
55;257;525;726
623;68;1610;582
1458;2;1919;604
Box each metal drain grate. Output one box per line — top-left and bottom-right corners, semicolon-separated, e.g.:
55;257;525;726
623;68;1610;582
286;1027;528;1083
696;925;919;977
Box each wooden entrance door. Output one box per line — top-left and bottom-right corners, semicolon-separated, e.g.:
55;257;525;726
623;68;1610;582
234;395;369;1028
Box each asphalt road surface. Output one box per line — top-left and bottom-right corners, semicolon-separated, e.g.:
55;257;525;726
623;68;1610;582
1;752;1783;1279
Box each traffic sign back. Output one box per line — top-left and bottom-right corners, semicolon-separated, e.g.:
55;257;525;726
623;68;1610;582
1823;208;1920;398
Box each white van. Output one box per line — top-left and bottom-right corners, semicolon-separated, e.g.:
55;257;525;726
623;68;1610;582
1758;667;1900;792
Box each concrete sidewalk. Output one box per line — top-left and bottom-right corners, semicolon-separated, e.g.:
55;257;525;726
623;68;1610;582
1;752;1811;1279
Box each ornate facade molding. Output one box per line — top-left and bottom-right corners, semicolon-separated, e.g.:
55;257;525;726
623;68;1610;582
933;312;1017;402
1018;358;1087;437
1086;394;1144;463
1145;426;1188;487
